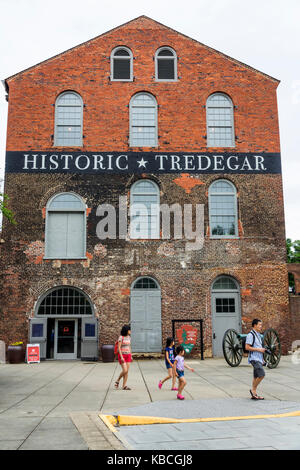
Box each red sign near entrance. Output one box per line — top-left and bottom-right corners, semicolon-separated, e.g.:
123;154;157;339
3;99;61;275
26;344;40;363
176;324;198;354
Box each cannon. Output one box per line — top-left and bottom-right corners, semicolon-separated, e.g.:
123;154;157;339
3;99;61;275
222;328;281;369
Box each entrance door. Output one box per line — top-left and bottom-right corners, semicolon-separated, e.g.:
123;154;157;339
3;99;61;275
54;319;78;359
29;318;47;360
211;276;241;357
130;277;162;353
81;317;99;360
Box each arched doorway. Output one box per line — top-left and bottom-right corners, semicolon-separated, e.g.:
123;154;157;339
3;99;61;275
30;286;98;360
130;277;162;352
211;276;241;356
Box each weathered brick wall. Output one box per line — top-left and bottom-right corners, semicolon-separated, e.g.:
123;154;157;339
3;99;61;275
1;171;289;354
1;16;290;356
289;296;300;347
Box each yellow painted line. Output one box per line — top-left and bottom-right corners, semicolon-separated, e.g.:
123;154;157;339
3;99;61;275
99;414;118;433
100;410;300;428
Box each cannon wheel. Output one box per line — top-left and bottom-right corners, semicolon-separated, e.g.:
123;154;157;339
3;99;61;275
263;328;281;369
222;329;243;367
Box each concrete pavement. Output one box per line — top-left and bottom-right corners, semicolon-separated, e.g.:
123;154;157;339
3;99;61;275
0;356;300;450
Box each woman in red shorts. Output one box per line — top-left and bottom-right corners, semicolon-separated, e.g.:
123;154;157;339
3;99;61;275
115;325;132;390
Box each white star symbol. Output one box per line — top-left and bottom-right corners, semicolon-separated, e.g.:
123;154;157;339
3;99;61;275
137;158;148;168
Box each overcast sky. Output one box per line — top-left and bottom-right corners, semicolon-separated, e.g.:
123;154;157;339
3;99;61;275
0;0;299;240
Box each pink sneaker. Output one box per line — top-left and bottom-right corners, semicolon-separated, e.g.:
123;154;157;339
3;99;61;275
177;394;185;400
158;380;162;390
171;387;178;391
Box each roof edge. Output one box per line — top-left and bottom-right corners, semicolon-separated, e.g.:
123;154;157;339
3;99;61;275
4;15;280;84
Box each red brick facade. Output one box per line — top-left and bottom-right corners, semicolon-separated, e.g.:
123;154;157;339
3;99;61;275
0;16;290;358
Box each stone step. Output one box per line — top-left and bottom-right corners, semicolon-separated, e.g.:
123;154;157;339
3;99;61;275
131;352;164;360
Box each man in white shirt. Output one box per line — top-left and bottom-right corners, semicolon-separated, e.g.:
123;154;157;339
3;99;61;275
245;318;266;400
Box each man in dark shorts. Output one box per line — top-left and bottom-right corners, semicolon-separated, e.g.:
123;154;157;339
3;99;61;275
245;319;266;400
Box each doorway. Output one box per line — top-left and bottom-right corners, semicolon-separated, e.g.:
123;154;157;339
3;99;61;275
130;277;162;352
54;319;78;359
211;276;241;356
32;286;98;360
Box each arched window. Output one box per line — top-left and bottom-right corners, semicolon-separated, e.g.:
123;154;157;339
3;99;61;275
111;46;133;81
206;93;235;147
209;180;238;238
133;277;159;289
54;91;83;147
212;276;239;291
45;193;86;259
36;286;93;316
155;47;177;81
129;93;158;147
130;180;160;239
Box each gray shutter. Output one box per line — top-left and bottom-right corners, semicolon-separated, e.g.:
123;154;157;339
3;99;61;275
29;318;47;359
130;292;147;352
47;212;85;258
146;291;162;352
66;213;85;258
47;212;68;257
81;317;98;361
130;290;162;353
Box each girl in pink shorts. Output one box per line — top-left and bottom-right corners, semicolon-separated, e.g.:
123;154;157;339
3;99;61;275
115;325;132;390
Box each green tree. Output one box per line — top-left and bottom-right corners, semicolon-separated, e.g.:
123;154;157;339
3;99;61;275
287;238;300;289
0;192;16;225
287;238;300;263
292;240;300;263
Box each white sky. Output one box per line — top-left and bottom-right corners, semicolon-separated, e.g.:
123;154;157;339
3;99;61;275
0;0;299;240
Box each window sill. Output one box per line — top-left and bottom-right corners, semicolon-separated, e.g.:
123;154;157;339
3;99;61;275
155;79;178;82
129;238;161;241
206;145;236;149
110;78;133;82
52;146;84;149
209;236;239;240
43;257;88;260
128;146;159;150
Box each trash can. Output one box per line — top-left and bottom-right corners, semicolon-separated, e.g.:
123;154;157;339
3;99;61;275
101;344;115;362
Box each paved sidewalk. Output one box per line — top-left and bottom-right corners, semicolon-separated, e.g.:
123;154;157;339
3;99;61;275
0;356;299;450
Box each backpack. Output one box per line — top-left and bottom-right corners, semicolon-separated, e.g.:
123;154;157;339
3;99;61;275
114;336;123;357
247;330;260;358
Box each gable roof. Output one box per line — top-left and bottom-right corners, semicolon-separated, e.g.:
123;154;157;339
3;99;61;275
4;15;279;85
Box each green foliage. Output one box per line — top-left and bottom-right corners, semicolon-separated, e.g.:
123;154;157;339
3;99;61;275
0;192;16;225
287;238;300;263
287;239;299;289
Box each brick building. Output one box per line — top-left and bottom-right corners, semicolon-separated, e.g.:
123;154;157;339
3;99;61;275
0;16;290;360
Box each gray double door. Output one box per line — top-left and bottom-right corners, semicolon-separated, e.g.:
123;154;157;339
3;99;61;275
130;289;162;352
212;292;241;356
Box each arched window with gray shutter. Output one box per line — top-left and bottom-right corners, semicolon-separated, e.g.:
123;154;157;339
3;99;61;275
206;93;235;147
54;91;83;147
45;193;86;259
129;93;158;147
130;179;160;239
111;46;133;81
155;47;177;81
208;180;238;238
